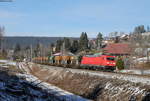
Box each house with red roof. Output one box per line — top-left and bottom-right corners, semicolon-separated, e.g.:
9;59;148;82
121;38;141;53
103;43;131;56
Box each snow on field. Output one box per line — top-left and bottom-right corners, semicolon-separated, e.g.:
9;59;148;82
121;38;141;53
17;73;90;101
29;64;150;101
134;57;148;63
0;60;16;66
105;82;145;96
0;61;90;101
0;76;57;101
120;69;150;75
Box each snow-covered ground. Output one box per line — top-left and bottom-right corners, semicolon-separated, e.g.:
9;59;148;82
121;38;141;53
18;62;90;101
120;69;150;75
0;60;90;101
0;62;56;101
0;60;16;66
0;79;56;101
17;73;90;101
29;63;150;101
133;57;149;63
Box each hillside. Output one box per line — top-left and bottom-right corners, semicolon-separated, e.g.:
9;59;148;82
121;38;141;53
3;36;77;49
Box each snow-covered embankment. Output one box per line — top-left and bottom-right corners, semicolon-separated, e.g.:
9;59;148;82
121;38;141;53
29;64;150;101
18;62;90;101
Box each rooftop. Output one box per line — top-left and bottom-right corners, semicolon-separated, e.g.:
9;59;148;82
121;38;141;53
104;43;131;55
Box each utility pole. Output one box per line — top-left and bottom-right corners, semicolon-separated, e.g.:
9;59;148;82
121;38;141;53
147;49;149;62
30;44;32;62
97;40;100;50
40;43;42;63
62;41;65;55
0;26;4;54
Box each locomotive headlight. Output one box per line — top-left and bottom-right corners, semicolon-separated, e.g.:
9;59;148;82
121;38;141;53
107;62;110;64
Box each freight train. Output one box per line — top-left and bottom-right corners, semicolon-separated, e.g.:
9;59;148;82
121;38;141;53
33;54;116;71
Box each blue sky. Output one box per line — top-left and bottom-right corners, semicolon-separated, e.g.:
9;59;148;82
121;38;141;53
0;0;150;37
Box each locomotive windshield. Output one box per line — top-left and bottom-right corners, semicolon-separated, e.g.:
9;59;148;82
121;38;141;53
106;57;115;61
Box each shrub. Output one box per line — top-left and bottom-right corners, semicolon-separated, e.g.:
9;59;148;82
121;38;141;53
78;55;83;63
116;57;124;70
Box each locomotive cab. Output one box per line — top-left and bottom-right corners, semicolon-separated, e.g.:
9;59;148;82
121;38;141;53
105;56;116;66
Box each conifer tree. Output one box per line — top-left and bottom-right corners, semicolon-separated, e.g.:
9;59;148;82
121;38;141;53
96;32;103;49
56;39;63;52
63;37;71;50
79;32;89;51
70;40;79;53
14;43;21;53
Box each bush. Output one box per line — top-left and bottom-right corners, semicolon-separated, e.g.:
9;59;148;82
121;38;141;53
116;57;124;70
78;55;83;63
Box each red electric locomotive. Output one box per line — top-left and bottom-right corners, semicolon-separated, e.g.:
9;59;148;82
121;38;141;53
81;55;116;71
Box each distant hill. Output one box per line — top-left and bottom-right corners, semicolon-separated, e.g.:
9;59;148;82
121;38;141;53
3;36;78;49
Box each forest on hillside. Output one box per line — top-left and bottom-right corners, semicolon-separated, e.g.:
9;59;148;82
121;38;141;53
3;37;78;49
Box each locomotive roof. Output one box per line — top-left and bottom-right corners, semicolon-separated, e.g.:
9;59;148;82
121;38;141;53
84;55;115;57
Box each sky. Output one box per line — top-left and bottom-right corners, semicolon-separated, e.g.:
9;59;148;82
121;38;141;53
0;0;150;38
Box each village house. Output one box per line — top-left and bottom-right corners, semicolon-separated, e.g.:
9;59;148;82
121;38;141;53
103;43;131;56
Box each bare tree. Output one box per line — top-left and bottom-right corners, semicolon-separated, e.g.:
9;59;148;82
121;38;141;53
129;26;150;70
0;26;4;53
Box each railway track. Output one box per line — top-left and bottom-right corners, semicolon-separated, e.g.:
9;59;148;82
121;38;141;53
35;63;150;77
33;63;150;85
